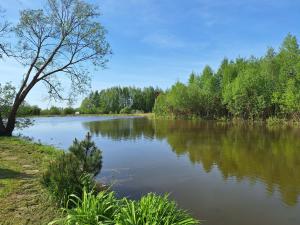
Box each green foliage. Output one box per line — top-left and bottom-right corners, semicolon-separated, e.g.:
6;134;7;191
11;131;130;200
41;106;62;115
266;116;287;126
52;190;119;225
153;93;171;117
40;106;77;116
0;82;16;119
52;189;199;225
63;107;76;115
69;133;102;177
80;86;162;114
0;0;111;136
0;83;38;128
42;134;102;206
120;106;132;114
115;193;199;225
17;103;41;116
42;153;90;206
154;34;300;120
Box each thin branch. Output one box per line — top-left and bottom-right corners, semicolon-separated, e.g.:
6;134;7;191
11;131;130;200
41;78;67;100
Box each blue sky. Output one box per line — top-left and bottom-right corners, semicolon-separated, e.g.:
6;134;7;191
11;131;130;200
0;0;299;108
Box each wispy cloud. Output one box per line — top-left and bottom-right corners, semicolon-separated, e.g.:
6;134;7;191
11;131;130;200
142;33;185;48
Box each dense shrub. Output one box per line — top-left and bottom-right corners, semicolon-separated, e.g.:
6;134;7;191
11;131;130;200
63;107;76;115
42;134;102;206
69;133;102;176
42;153;92;206
119;106;132;114
17;103;41;116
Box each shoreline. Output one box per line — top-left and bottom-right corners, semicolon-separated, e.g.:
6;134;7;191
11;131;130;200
20;112;154;118
18;113;300;128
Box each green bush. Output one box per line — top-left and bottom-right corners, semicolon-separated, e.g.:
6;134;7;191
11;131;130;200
42;153;93;206
69;133;102;176
52;189;199;225
63;107;76;115
266;116;285;126
119;106;132;114
42;134;102;206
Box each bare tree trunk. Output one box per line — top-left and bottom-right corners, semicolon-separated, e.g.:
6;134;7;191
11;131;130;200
0;122;7;136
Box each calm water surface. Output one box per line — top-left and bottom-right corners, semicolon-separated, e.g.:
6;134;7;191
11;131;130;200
18;116;300;225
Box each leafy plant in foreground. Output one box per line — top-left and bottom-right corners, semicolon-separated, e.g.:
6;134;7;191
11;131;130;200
52;189;200;225
115;193;199;225
52;189;119;225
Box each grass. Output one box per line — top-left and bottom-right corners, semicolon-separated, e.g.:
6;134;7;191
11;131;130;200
53;189;200;225
0;137;62;225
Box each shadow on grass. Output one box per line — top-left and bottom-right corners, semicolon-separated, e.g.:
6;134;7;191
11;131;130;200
0;168;33;179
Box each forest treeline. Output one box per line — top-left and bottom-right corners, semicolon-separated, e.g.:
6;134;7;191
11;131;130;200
16;86;162;116
80;86;161;114
154;34;300;120
16;104;77;116
16;34;300;120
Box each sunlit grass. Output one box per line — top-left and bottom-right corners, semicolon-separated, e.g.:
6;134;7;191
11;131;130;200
0;137;61;224
52;189;200;225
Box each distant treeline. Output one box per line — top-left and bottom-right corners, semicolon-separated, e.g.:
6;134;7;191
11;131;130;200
80;86;161;114
154;34;300;120
17;86;162;117
17;104;78;117
17;103;42;116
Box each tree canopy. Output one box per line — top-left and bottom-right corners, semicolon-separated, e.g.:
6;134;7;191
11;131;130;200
80;86;161;114
154;34;300;120
0;0;111;136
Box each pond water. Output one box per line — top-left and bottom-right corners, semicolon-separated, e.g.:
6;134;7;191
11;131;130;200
18;116;300;225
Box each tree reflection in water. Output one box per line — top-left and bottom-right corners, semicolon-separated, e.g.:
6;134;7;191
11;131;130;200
83;118;300;206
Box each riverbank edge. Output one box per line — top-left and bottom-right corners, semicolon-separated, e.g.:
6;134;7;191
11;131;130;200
152;114;300;127
0;136;200;225
22;112;154;118
0;137;62;225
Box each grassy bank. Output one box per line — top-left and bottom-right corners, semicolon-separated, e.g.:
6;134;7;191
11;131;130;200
0;136;199;225
0;138;62;225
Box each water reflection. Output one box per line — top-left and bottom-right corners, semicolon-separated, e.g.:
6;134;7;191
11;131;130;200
84;118;300;206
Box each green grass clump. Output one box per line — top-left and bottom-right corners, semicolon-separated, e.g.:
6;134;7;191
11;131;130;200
52;189;119;225
52;189;200;225
116;193;199;225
